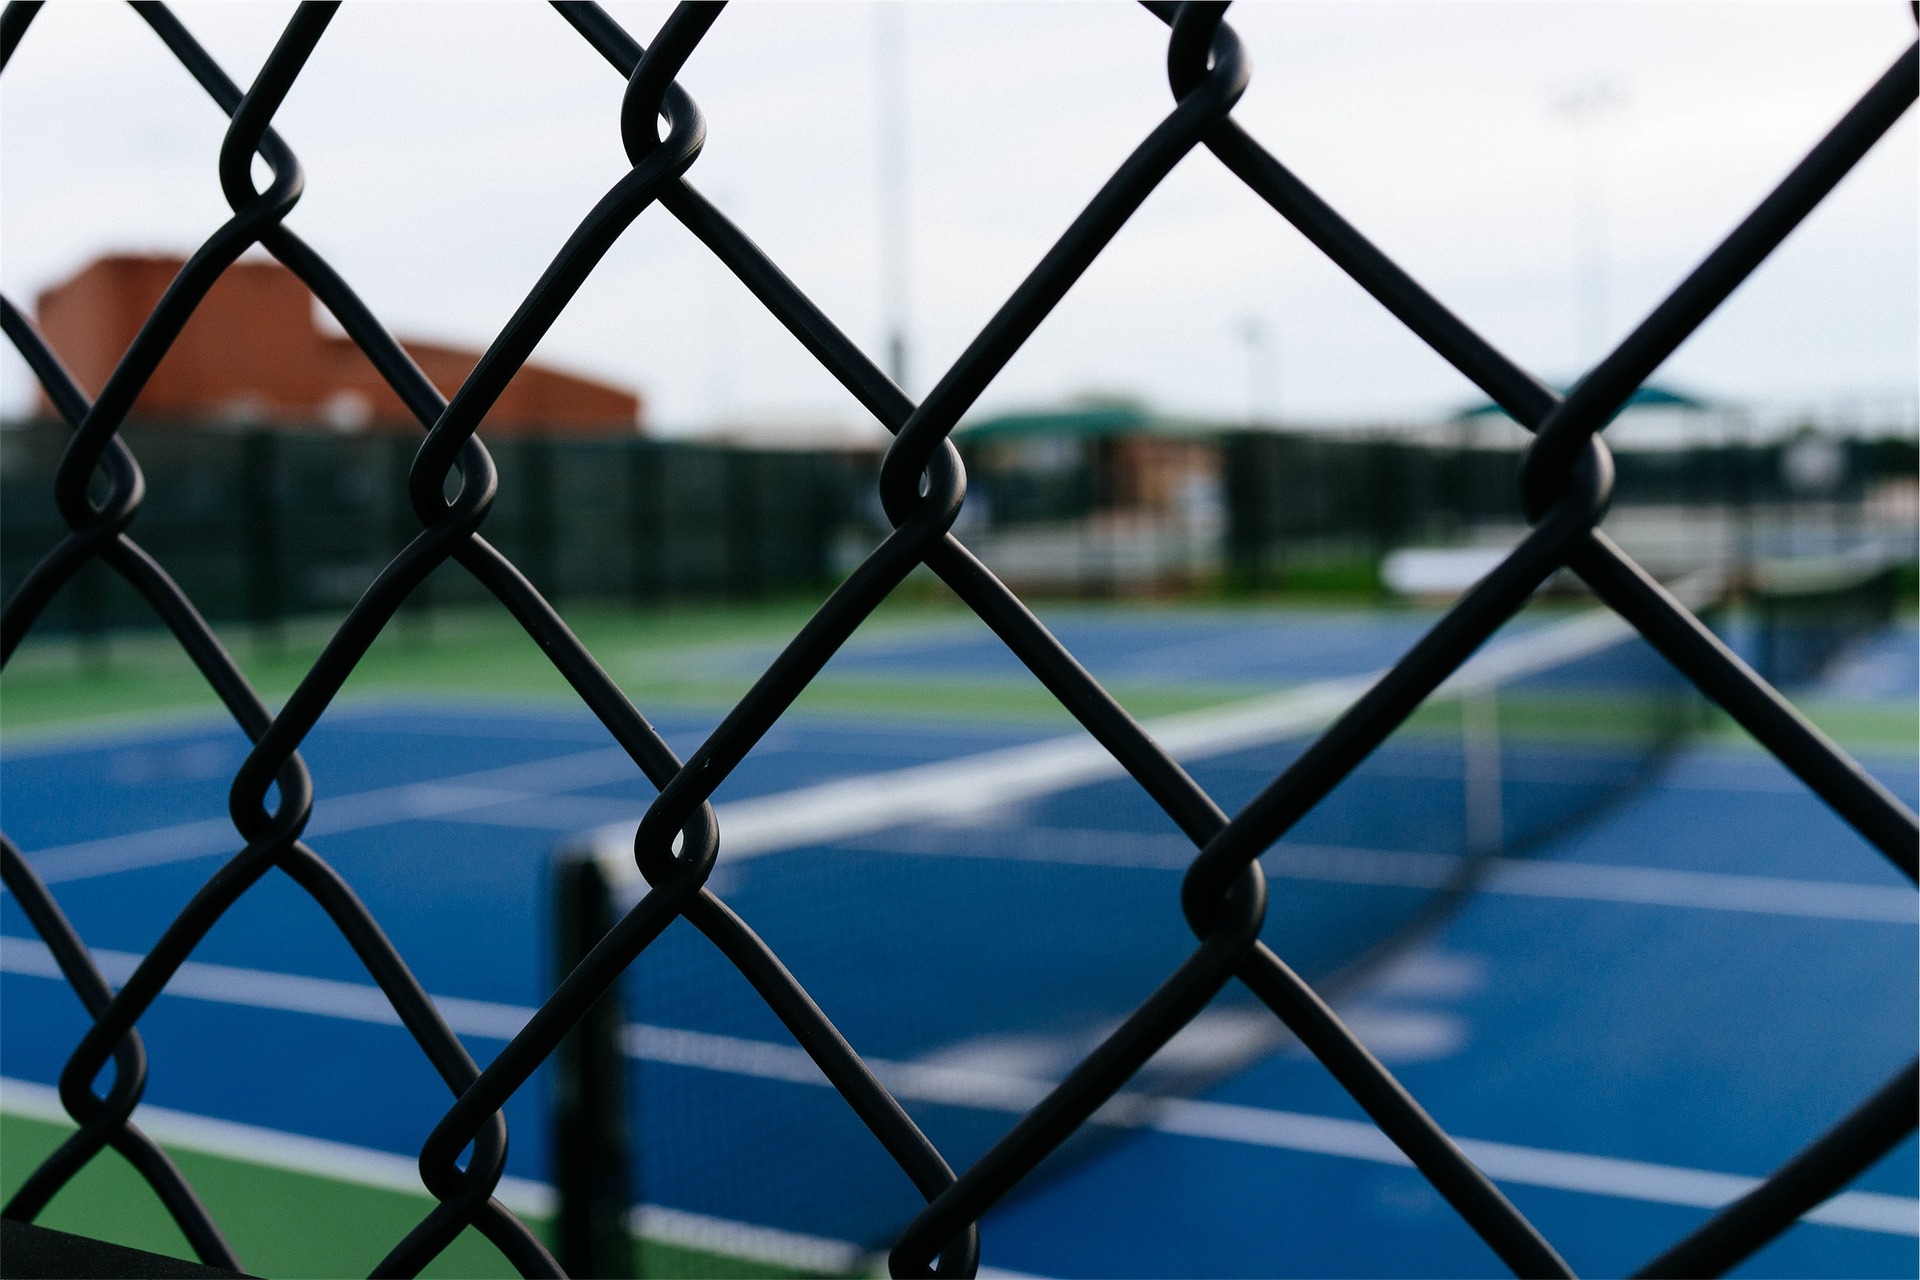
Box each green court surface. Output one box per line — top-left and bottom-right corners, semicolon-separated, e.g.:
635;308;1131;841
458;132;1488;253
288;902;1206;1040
3;596;1910;753
0;1114;829;1279
0;596;1261;739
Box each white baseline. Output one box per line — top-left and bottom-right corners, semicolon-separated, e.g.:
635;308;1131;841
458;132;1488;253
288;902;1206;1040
2;936;1908;1238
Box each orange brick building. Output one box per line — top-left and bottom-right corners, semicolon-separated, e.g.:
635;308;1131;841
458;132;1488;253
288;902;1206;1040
35;254;642;436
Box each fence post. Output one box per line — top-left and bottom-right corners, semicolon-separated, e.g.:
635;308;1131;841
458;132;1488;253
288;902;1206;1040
628;440;663;604
241;430;283;653
521;434;558;600
70;560;110;675
723;449;763;599
390;434;434;643
1222;433;1264;589
807;454;834;590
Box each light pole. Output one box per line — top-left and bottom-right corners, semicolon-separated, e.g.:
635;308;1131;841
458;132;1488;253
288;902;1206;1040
1238;315;1274;428
1551;79;1625;370
875;2;911;392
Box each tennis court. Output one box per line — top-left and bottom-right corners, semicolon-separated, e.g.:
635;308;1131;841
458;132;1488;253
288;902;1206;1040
3;605;1913;1277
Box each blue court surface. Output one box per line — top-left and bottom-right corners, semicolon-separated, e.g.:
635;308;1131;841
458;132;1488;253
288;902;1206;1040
712;609;1462;686
1;610;1914;1277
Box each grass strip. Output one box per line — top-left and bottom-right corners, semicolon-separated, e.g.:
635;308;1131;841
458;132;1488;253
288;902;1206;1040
0;1112;834;1279
6;600;1908;756
0;599;1271;739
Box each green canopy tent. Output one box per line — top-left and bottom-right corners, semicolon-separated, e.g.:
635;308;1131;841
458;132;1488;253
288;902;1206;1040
954;402;1210;441
1453;382;1715;422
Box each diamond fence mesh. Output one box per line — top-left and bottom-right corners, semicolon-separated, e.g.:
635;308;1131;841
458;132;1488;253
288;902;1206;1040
1;3;1915;1277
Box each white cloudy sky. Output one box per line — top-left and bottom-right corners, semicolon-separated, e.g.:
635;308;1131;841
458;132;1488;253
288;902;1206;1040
2;2;1914;436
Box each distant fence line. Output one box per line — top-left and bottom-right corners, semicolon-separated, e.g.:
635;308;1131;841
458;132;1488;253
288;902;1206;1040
0;421;873;639
6;421;1913;638
1222;431;1918;583
963;428;1917;529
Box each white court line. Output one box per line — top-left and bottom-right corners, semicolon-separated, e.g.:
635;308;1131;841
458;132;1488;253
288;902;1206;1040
1484;857;1916;923
0;936;533;1040
14;576;1735;890
835;827;1917;924
20;746;636;884
0;1077;871;1276
1148;1101;1919;1236
438;794;651;831
624;1031;1918;1237
583;593;1686;889
4;935;1909;1237
628;1203;865;1275
0;1075;551;1215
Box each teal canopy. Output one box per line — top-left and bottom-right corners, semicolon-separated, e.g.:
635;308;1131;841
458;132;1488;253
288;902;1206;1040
955;403;1208;440
1455;382;1714;421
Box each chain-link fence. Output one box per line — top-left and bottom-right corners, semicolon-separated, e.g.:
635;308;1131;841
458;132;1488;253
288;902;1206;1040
2;3;1914;1277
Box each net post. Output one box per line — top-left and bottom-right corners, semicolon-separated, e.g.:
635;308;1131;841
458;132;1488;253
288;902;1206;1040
1460;685;1504;857
550;840;635;1280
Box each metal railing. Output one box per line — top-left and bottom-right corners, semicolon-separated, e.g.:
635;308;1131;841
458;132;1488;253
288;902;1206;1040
2;4;1914;1277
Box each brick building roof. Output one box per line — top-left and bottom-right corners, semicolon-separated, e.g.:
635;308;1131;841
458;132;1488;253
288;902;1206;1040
34;254;642;436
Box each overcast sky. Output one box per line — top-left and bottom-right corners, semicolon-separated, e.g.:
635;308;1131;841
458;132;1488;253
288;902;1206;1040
2;2;1914;437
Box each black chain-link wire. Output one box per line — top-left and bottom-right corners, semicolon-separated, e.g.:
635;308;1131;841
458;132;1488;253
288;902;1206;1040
2;3;1914;1276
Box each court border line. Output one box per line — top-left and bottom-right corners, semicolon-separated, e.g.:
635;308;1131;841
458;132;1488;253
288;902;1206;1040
4;942;1912;1240
0;1077;871;1277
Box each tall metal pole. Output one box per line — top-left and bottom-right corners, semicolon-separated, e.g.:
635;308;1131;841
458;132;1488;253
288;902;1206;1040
705;188;739;434
1551;80;1624;369
1238;315;1272;427
875;2;911;392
